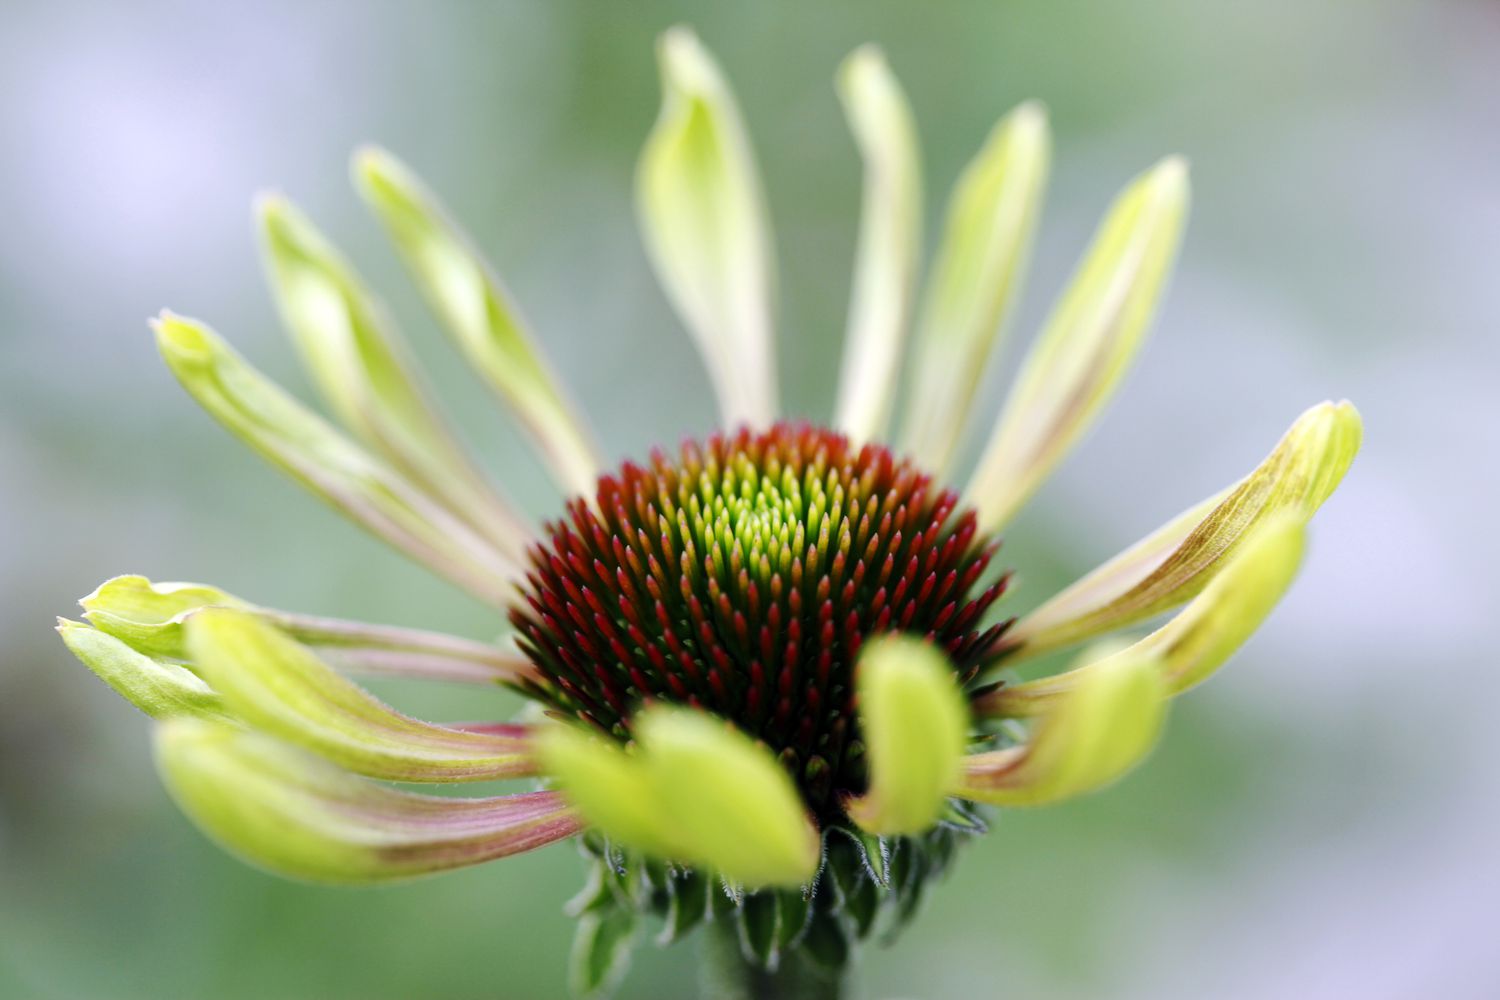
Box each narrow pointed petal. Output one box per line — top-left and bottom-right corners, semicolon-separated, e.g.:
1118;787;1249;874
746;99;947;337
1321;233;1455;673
635;707;819;888
154;313;519;605
844;636;967;836
832;46;922;444
968;157;1190;532
1005;401;1359;656
58;620;229;720
980;516;1307;717
185;609;535;782
637;26;778;428
536;724;686;859
352;147;602;498
958;649;1167;806
256;194;531;559
81;574;535;684
156;719;581;884
899;102;1050;475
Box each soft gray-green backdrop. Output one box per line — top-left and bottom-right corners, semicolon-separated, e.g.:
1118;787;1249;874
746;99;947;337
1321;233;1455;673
3;1;1496;997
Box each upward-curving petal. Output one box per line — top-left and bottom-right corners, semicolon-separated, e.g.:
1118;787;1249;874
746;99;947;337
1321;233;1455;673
59;620;229;721
958;648;1167;806
831;45;922;445
540;706;820;889
979;515;1307;718
1004;401;1359;657
636;27;778;430
185;609;536;782
898;101;1050;477
256;194;532;560
154;313;520;606
966;157;1189;533
156;718;581;884
844;635;968;836
353;147;603;500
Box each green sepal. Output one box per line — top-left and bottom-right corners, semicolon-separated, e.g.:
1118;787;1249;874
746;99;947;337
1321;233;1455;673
774;889;813;954
568;905;638;999
799;906;852;974
657;869;709;946
735;890;781;969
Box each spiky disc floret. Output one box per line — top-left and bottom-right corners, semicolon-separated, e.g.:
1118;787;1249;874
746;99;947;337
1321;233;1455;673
510;423;1010;819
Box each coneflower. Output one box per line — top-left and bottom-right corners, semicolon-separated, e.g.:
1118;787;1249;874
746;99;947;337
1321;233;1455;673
57;27;1360;998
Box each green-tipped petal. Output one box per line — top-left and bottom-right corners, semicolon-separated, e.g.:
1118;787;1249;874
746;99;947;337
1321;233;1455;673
154;313;519;605
899;101;1050;476
58;620;229;720
536;724;686;860
256;194;530;559
80;575;244;660
185;609;535;782
832;45;922;444
968;157;1190;532
156;719;580;884
637;26;778;429
636;707;819;888
1006;401;1359;657
981;516;1307;717
352;147;602;498
81;574;534;684
844;636;967;836
958;649;1167;806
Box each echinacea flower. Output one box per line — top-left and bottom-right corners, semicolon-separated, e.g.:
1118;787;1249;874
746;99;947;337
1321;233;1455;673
58;27;1361;998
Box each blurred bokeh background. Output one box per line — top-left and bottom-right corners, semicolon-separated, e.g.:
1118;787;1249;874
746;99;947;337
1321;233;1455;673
2;1;1497;997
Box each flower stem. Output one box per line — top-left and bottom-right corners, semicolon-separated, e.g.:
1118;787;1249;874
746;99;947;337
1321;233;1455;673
699;920;845;1000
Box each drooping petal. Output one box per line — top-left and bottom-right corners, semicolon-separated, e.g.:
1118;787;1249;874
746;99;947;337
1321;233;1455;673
898;102;1050;476
185;609;535;782
156;718;581;884
541;708;820;889
154;313;519;606
81;574;535;684
58;620;229;720
967;156;1190;532
256;194;531;559
979;515;1307;718
844;636;967;836
1005;401;1359;657
958;649;1167;806
536;724;686;860
634;707;820;888
352;147;602;499
636;26;778;429
831;45;922;444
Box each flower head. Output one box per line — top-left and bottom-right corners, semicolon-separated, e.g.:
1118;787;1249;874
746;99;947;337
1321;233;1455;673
59;26;1360;996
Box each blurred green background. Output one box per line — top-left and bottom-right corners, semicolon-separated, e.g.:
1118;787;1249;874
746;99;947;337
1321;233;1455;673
3;1;1497;997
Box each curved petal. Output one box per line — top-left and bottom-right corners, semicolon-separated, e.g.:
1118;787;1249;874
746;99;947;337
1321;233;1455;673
353;147;602;499
81;574;535;685
540;707;820;888
844;635;967;836
154;313;519;606
958;649;1167;806
832;45;922;444
257;193;531;559
186;609;535;782
1006;401;1359;657
156;718;581;884
637;26;778;429
980;515;1306;718
58;620;229;721
898;102;1050;476
967;157;1189;533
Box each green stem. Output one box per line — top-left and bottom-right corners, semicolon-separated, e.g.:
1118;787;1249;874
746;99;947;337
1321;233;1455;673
698;920;845;1000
